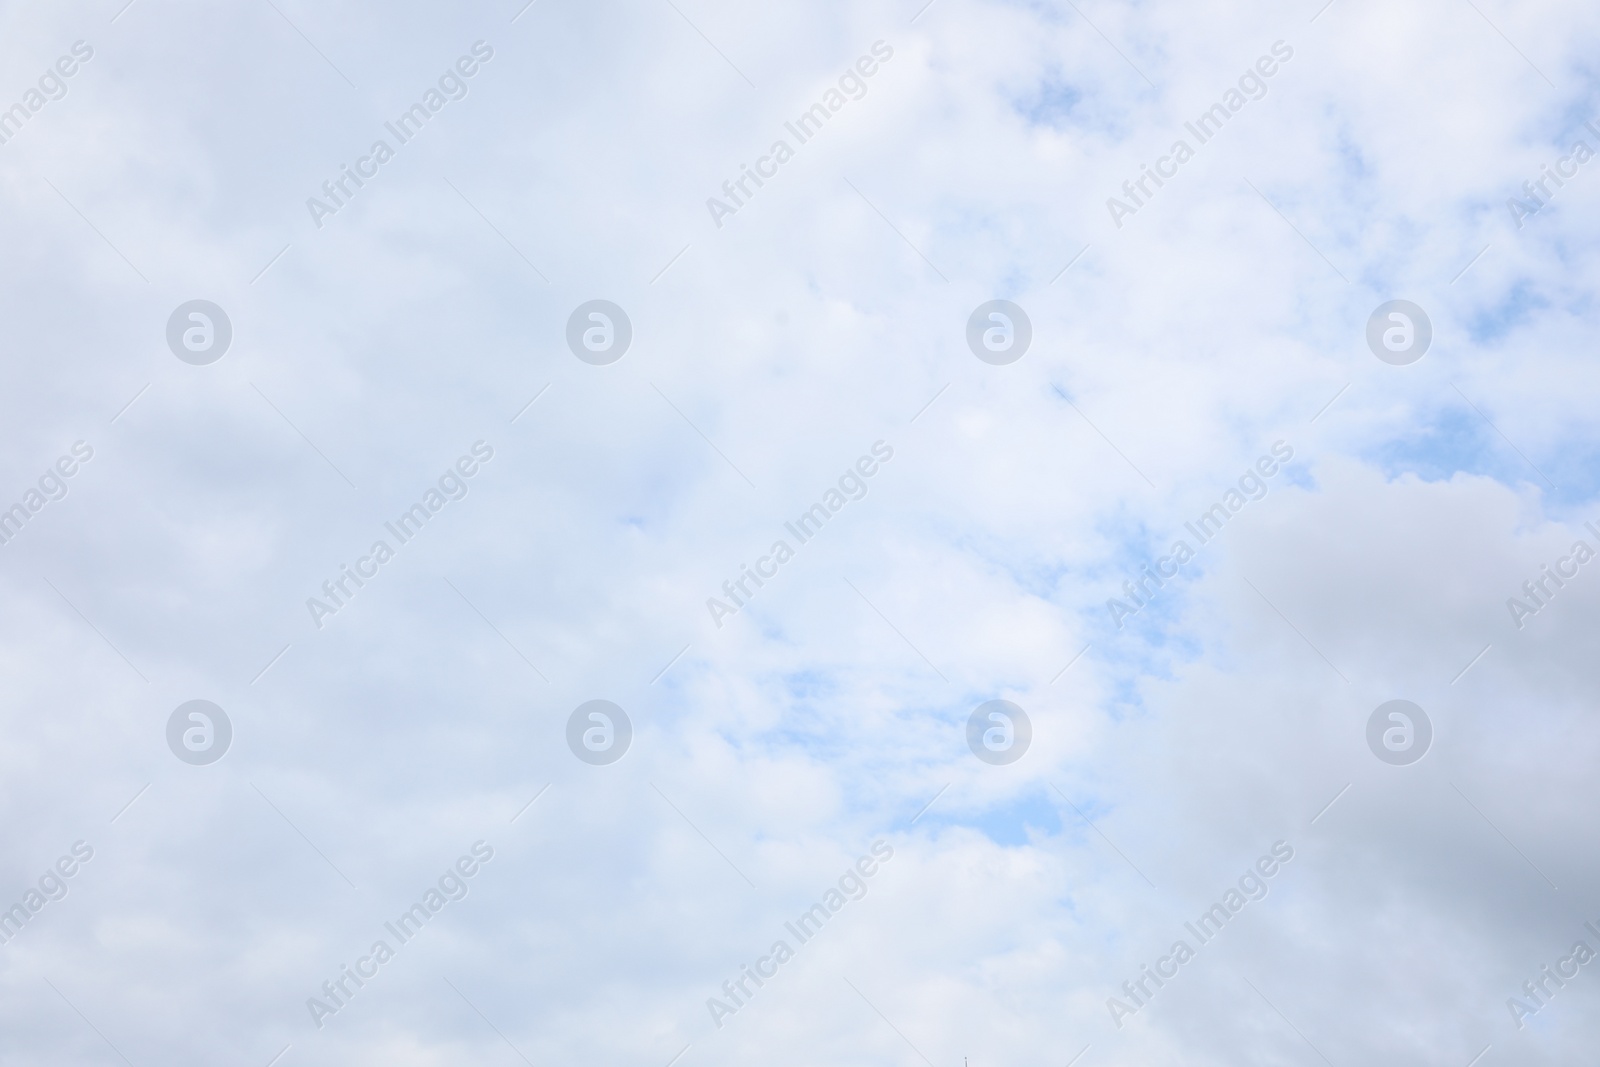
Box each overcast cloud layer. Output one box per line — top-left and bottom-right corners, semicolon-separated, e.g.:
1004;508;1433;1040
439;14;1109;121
2;0;1599;1064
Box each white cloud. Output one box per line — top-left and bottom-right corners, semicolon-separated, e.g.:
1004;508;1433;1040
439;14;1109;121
1;0;1599;1063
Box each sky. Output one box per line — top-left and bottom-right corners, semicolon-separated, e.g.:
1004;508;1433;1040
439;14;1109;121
1;0;1599;1064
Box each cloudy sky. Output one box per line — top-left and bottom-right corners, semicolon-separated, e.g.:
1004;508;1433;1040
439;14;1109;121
2;0;1599;1063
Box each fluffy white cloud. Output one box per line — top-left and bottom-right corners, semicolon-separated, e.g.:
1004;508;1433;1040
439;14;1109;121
1;0;1598;1063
